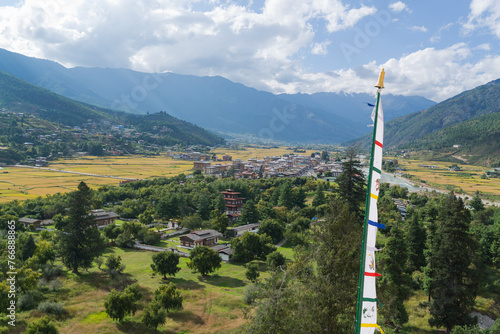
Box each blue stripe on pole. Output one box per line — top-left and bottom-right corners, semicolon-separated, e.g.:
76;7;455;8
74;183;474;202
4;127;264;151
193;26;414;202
368;220;386;229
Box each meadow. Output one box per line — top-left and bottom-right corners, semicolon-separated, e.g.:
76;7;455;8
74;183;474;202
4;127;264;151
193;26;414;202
13;241;296;334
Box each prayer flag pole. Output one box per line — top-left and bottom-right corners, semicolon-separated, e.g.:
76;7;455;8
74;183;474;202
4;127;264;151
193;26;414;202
355;69;386;334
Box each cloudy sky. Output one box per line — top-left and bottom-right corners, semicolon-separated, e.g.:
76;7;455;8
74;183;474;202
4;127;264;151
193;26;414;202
0;0;499;102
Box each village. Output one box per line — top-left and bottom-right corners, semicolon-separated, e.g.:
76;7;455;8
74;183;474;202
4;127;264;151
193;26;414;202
173;150;345;179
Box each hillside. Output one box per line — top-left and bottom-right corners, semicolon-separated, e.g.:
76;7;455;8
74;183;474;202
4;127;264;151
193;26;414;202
0;48;435;143
353;78;500;163
0;71;224;164
401;111;500;165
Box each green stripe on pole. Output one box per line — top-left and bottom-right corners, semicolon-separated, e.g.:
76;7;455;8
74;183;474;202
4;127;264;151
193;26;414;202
354;90;382;334
372;166;381;174
363;297;384;308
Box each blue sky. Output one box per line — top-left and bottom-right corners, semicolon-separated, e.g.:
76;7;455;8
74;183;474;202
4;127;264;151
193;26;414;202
0;0;498;101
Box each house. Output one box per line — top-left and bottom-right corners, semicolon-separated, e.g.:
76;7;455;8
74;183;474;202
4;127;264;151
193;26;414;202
211;244;234;262
179;230;222;249
20;218;42;229
225;222;261;238
90;209;119;228
167;220;179;228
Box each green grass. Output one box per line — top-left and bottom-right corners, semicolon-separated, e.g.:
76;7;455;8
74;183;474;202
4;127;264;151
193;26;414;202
15;245;254;333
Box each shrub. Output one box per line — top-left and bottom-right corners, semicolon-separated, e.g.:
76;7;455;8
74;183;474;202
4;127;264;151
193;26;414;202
245;262;260;283
48;279;63;291
25;317;58;334
41;263;62;280
37;301;65;316
18;290;43;311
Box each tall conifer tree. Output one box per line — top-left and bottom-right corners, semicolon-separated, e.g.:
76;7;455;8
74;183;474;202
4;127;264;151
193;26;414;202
336;145;366;220
428;193;479;333
57;181;105;273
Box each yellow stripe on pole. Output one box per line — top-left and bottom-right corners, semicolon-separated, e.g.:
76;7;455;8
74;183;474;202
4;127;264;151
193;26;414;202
371;193;378;200
361;323;384;333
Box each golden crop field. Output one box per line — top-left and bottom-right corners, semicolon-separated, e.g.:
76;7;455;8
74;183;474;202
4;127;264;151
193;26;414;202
395;158;500;199
0;155;196;203
0;147;317;203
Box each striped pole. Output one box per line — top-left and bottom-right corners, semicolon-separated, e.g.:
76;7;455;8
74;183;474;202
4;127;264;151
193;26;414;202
355;69;385;334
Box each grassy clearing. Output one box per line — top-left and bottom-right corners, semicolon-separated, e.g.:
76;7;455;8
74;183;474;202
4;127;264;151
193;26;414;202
16;246;253;334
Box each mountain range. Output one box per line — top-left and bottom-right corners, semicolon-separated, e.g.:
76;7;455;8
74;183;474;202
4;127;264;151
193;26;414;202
0;48;435;143
355;78;500;166
0;71;224;164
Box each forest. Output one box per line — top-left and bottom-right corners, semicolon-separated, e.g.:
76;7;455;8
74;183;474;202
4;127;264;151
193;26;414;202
0;152;499;333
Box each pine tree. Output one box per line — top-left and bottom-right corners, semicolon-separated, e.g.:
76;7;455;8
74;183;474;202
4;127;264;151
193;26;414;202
56;181;105;274
423;201;439;302
470;191;485;212
428;193;479;333
22;234;37;261
239;200;260;224
336;145;366;220
278;182;294;209
312;183;326;207
406;213;427;273
213;194;226;214
196;194;211;220
293;186;306;208
379;224;411;329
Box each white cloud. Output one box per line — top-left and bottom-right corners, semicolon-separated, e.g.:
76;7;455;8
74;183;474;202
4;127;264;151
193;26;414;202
409;25;427;32
0;0;497;104
260;43;500;102
311;40;331;55
430;22;453;43
0;0;376;71
464;0;500;38
389;1;411;13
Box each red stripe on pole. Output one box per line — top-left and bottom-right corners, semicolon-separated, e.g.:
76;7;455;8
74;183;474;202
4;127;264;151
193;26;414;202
365;272;382;277
375;140;383;148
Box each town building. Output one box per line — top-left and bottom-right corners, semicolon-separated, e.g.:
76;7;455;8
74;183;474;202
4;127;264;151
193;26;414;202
179;230;222;248
220;189;245;221
225;222;261;238
211;244;234;262
20;218;42;229
193;161;212;172
89;209;119;228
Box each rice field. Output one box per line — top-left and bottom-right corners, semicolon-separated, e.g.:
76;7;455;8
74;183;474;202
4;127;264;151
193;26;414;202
0;147;317;203
395;158;500;200
0;155;195;202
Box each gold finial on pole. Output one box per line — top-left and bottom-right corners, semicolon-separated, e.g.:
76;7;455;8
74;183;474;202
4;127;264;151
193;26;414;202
375;68;385;89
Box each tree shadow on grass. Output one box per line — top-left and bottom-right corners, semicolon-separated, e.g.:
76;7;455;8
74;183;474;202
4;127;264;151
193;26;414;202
74;271;137;291
169;310;205;325
202;274;246;288
169;277;204;290
115;318;177;334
